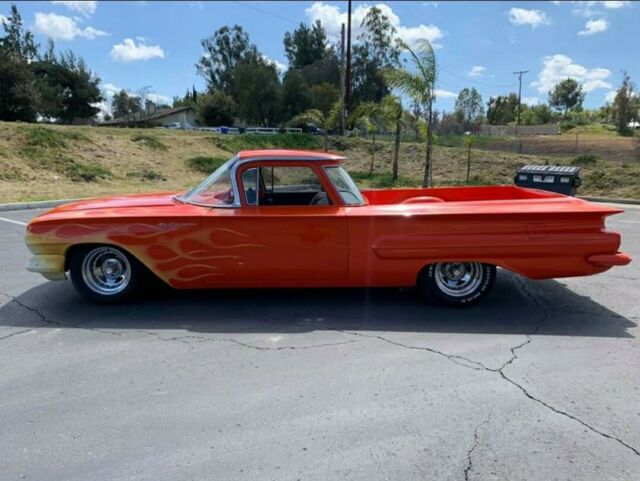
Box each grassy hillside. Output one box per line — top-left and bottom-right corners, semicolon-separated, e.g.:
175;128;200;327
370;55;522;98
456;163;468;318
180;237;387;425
0;121;638;202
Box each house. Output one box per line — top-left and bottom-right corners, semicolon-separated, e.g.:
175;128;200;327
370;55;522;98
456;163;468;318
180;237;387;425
101;106;197;128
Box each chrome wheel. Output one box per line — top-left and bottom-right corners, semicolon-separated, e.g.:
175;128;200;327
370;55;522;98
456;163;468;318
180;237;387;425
81;247;131;296
434;262;484;298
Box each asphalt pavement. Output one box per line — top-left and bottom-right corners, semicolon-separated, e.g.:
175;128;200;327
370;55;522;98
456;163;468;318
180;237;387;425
0;205;639;481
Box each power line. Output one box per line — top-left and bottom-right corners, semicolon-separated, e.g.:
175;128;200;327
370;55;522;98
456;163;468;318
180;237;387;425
438;65;517;89
232;1;298;26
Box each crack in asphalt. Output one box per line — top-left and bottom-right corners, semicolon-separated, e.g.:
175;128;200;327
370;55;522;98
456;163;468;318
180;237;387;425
464;416;491;481
3;287;638;457
309;280;640;459
0;328;33;341
131;329;355;351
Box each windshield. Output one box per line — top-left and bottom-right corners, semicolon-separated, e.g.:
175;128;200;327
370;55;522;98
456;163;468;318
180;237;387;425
324;166;365;205
180;156;237;206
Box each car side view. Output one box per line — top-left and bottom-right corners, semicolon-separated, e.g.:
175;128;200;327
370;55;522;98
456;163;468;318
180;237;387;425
25;149;631;306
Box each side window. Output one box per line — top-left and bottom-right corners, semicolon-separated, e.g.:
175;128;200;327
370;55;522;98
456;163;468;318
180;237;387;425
241;165;329;206
242;168;258;206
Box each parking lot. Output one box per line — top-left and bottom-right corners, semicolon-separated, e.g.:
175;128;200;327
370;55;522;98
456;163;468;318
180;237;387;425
1;205;639;481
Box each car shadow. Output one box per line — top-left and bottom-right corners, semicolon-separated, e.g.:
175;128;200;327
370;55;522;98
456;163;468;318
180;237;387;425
0;270;635;338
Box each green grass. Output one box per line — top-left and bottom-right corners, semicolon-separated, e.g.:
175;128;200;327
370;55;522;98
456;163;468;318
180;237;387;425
561;123;620;137
131;133;168;151
65;161;111;182
24;126;90;149
349;170;419;188
126;169;166;181
211;133;323;153
185;155;228;173
572;154;599;166
434;134;494;148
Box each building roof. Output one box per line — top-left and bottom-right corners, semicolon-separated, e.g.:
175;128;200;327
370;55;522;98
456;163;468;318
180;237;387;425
237;149;345;161
102;106;194;125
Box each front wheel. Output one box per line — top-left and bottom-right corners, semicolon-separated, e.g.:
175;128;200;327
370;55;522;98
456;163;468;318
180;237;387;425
418;262;496;307
69;245;144;304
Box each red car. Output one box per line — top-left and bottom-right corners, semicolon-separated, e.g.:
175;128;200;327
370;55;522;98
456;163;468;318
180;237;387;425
25;149;631;305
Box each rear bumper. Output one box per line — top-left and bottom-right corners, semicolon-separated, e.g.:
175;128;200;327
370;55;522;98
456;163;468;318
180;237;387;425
26;255;67;281
587;252;632;267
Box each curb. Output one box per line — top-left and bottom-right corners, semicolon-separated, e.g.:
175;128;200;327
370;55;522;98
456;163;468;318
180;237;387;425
0;198;87;213
578;196;640;206
1;195;639;212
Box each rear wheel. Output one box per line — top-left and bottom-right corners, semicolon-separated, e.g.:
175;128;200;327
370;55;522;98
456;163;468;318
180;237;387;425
418;262;496;307
69;245;144;304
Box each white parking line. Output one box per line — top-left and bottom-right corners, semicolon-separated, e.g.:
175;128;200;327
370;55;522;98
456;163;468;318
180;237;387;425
0;217;27;227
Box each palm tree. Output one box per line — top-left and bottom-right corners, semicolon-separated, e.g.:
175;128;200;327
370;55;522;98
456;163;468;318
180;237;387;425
386;39;437;187
289;103;341;151
351;102;383;174
380;95;403;181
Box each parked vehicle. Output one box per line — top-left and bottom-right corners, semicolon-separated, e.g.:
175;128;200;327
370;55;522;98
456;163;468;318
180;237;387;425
25;150;631;305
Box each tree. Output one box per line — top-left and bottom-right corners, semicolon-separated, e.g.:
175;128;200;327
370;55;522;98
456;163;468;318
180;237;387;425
486;93;519;125
521;103;553;125
111;89;141;126
309;83;340;116
455;87;484;129
0;4;38;62
380;95;403;181
197;25;259;94
283;20;328;69
288;104;340;151
231;59;281;126
197;90;236;126
281;69;311;120
612;72;637;135
0;4;39;121
352;101;384;174
548;78;585;117
386;39;437;187
352;6;401;105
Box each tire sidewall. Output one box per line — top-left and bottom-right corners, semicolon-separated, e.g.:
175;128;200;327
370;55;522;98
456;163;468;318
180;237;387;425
421;263;496;306
69;245;142;304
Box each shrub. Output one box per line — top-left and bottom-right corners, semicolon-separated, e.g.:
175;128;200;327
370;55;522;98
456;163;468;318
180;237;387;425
131;134;168;151
349;171;417;188
126;169;166;181
25;127;68;148
572;154;598;166
186;155;227;173
65;162;111;182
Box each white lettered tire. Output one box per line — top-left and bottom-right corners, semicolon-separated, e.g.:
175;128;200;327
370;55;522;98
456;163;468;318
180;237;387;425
418;262;496;307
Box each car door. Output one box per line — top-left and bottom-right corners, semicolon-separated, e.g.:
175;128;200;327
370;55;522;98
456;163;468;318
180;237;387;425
201;161;349;286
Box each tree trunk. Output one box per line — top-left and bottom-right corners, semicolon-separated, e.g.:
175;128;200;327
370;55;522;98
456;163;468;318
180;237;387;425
369;133;376;174
392;118;401;181
323;132;328;152
423;100;434;188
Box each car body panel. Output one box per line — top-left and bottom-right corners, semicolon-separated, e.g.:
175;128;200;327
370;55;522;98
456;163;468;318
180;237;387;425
25;150;631;289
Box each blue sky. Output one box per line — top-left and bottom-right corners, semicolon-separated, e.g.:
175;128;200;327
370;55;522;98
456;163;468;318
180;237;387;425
1;1;637;115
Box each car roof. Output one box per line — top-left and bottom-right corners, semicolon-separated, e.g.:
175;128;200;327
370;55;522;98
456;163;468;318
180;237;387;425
237;149;346;162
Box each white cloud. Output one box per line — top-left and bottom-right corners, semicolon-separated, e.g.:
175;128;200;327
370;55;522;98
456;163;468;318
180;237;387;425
522;96;540;105
422;2;438;7
262;55;287;73
602;1;630;8
508;8;550;28
51;1;97;17
604;90;617;103
110;38;164;62
147;93;171;105
0;14;7;25
34;12;108;40
468;66;486;77
305;2;444;48
532;54;612;93
569;1;630;17
435;89;457;99
578;18;608;35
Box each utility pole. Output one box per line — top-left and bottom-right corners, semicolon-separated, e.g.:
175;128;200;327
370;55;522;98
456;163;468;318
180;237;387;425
345;0;352;121
339;23;345;135
513;70;529;126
